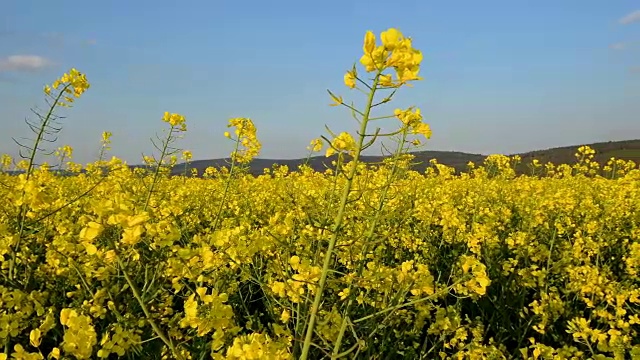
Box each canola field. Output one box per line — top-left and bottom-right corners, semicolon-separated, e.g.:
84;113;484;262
0;28;639;360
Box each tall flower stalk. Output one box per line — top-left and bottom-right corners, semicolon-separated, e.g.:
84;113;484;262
300;28;431;360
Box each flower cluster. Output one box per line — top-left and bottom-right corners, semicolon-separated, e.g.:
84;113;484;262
60;309;98;359
162;111;187;131
43;68;90;107
360;28;423;84
225;117;262;164
325;132;357;157
394;107;432;140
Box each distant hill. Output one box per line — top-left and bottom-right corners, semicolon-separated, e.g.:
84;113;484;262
174;139;640;176
5;139;639;177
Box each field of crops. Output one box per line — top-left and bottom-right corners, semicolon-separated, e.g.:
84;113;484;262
1;28;639;360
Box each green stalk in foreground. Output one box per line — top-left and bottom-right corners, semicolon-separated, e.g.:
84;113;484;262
299;27;426;359
118;112;187;359
143;112;186;211
299;72;381;360
8;83;71;283
9;69;90;283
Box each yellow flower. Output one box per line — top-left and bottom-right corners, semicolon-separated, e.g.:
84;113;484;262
378;74;393;87
338;288;350;300
271;282;286;297
60;309;72;326
394;107;422;127
360;46;388;72
396;65;422;83
381;28;403;50
121;225;144;245
363;30;376;54
162;111;187;129
29;329;42;347
45;68;90;107
127;213;149;227
344;70;356;89
79;221;104;241
308;138;323;153
411;122;432;139
280;309;291;323
326;132;357;157
49;348;61;359
227;117;261;163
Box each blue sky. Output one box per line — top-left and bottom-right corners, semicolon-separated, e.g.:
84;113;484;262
1;0;639;164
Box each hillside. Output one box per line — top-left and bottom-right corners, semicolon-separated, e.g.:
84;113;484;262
7;139;637;177
175;139;640;176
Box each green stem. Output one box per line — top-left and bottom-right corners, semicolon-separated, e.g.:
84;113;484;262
8;84;71;282
353;282;460;324
211;134;241;231
115;253;183;360
299;71;382;360
330;129;409;356
25;85;71;181
143;126;176;211
330;313;350;359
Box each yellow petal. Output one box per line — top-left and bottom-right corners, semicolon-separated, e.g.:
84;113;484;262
381;28;403;50
29;329;42;347
363;31;376;54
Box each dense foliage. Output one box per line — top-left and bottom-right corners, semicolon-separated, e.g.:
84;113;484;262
1;28;638;359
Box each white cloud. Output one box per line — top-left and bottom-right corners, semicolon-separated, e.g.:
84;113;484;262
0;55;53;72
619;10;640;25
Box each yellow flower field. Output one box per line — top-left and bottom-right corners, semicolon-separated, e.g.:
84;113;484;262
0;28;639;359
